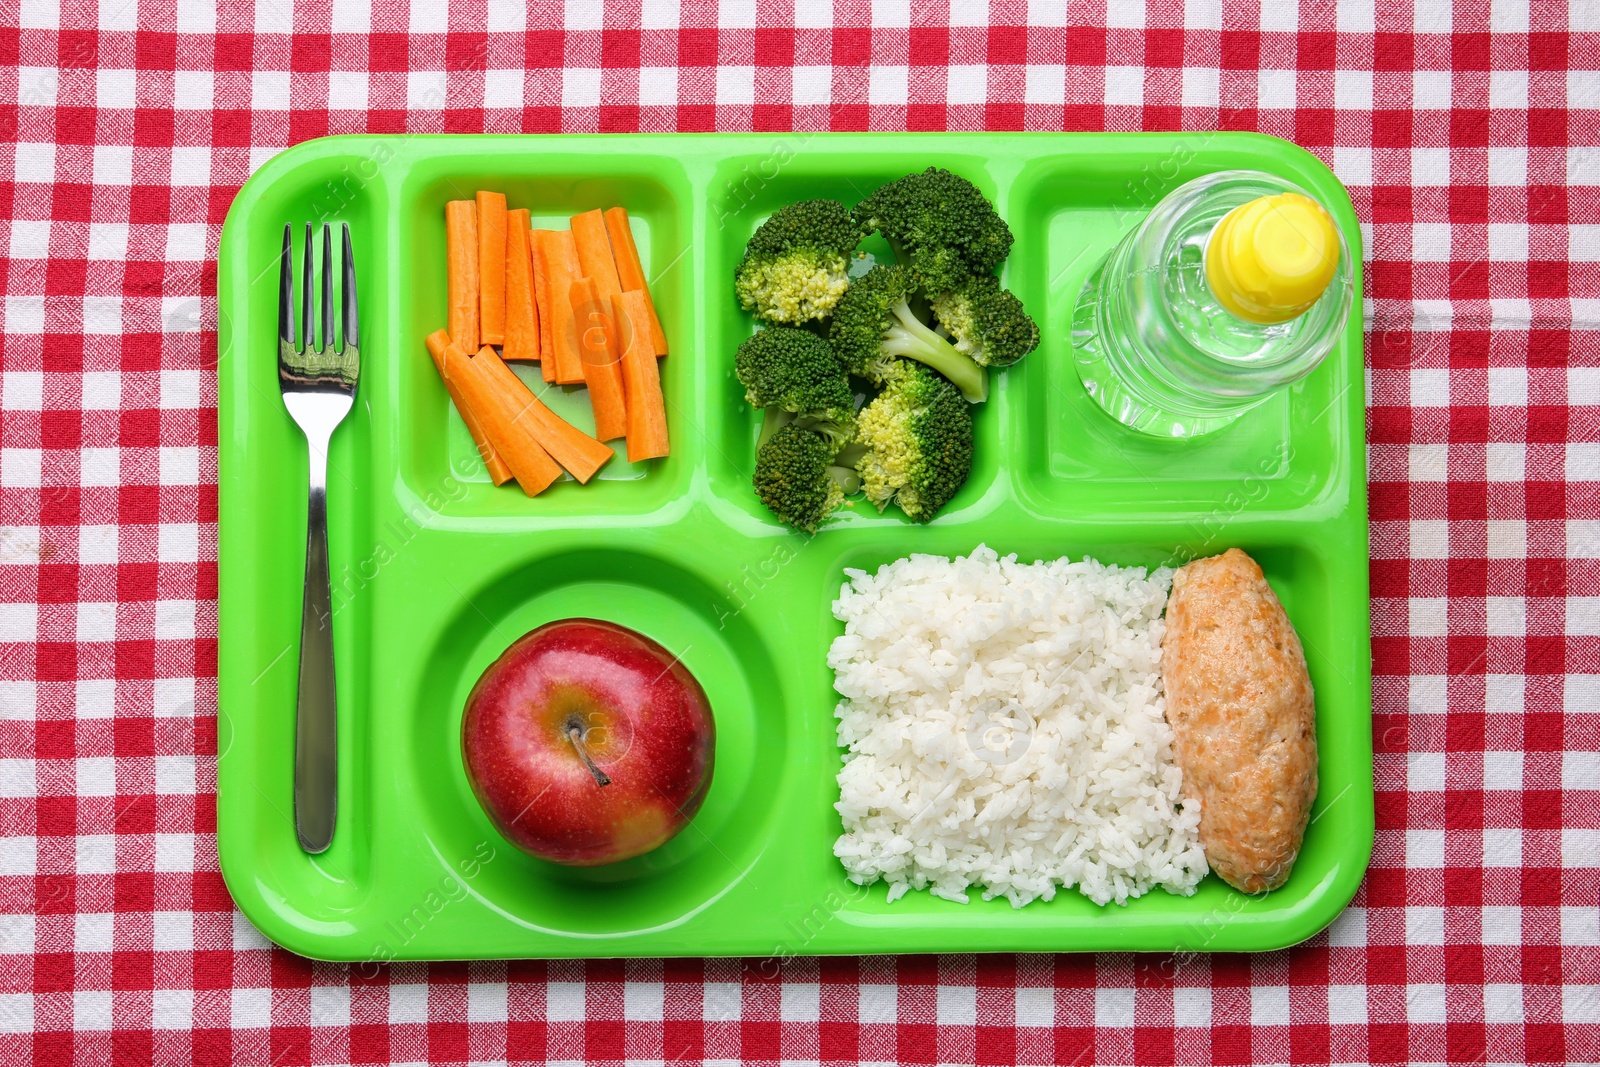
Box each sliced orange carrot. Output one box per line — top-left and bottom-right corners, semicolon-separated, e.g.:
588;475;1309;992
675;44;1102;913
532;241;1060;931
570;277;629;443
461;345;561;495
445;201;480;353
570;209;623;300
471;345;615;484
531;229;586;385
502;210;540;363
530;228;556;381
424;329;513;485
612;290;669;462
476;191;508;346
603;206;667;356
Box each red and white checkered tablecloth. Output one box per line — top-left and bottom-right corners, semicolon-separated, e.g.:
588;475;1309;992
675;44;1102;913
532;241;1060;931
1;1;1597;1064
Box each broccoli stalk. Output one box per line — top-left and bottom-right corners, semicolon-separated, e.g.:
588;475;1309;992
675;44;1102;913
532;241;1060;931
830;265;989;403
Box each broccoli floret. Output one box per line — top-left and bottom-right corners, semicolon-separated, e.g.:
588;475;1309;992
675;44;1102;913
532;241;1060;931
753;424;859;534
829;265;989;403
854;361;973;523
735;199;865;324
853;168;1014;293
735;327;856;449
929;274;1040;369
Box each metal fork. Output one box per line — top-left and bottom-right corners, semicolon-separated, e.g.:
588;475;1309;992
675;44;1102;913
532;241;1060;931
278;222;359;854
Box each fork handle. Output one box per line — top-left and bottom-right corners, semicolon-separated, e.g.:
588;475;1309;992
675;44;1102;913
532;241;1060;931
294;438;338;853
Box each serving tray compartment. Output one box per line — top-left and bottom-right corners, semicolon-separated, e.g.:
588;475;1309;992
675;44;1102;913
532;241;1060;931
217;132;1371;961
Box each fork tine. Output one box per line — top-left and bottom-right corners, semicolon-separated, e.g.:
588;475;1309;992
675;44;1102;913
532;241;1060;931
278;224;294;345
340;223;359;351
320;223;333;354
301;222;313;353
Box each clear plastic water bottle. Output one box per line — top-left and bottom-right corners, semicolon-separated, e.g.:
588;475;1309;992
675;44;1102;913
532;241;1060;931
1071;170;1354;438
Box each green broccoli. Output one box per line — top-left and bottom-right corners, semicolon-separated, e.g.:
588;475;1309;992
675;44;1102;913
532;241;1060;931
734;199;865;324
735;327;856;449
854;361;973;523
929;274;1040;369
829;265;989;403
752;424;860;534
852;168;1014;293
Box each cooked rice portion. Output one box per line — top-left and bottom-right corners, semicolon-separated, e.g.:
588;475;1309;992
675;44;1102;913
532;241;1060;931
830;545;1207;907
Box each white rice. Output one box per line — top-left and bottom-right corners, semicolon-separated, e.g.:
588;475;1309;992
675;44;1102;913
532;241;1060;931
830;544;1207;908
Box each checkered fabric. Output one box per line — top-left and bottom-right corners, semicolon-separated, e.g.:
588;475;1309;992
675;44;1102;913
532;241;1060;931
0;1;1597;1064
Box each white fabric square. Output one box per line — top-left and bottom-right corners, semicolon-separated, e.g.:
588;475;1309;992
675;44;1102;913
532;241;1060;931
1488;366;1527;405
152;911;192;952
1408;753;1445;791
1251;984;1289;1025
96;69;136;109
1334;70;1372;110
1410;368;1450;405
17;68;56;107
1569;71;1600;112
467;982;508;1022
155;833;195;873
0;836;31;880
562;68;600;108
869;66;907;105
159;447;199;486
790;0;827;27
1483;750;1524;790
947;66;988;106
14;143;55;184
640;67;678;107
9;220;49;259
1487;146;1527;186
0;994;31;1034
386;984;428;1024
154;677;193;716
408;71;447;109
74;912;113;953
485;0;525;31
1489;69;1528;109
937;984;976;1026
703;981;741;1021
1565;746;1599;785
2;371;41;411
718;0;758;28
155;755;195;795
717;66;755;106
76;680;115;718
1487;442;1525;481
74;990;112;1031
1411;147;1451;186
4;296;44;334
1410;598;1449;638
151;989;192;1031
1406;908;1445;946
1411;221;1453;261
858;983;897;1024
1570;598;1600;636
1014;986;1054;1026
0;679;30;719
1105;66;1143;106
1487;520;1526;558
154;600;195;641
174;70;213;109
780;982;820;1023
80;371;120;410
1410;520;1449;558
310;986;350;1028
1258;69;1296;106
1486;596;1525;636
546;981;586;1021
1488;223;1528;261
78;525;118;565
1326;985;1366;1025
0;759;32;798
82;448;121;489
623;981;663;1021
1484;983;1523;1024
790;67;830;107
1328;907;1366;947
1564;986;1600;1024
232;987;273;1029
1106;1;1144;27
1570;366;1600;403
159;524;200;564
1412;71;1453;108
166;223;208;262
1573;225;1600;262
0;603;36;643
169;146;211;186
1564;829;1600;869
564;0;605;29
159;369;201;410
330;0;370;31
329;71;369;111
1172;986;1209;1027
76;602;117;643
1025;65;1065;105
0;912;33;951
92;144;132;186
1483;830;1523;868
1333;146;1371;186
1181;66;1219;107
0;449;40;489
1407;982;1446;1022
1409;674;1447;714
88;223;129;260
78;756;116;797
1569;442;1600;481
872;0;910;26
1095;987;1134;1027
1562;905;1600;946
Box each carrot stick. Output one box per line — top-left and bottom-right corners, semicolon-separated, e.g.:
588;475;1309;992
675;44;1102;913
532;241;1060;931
603;206;667;356
470;345;616;484
476;191;508;346
531;230;586;384
570;209;623;300
613;290;669;462
445;201;480;353
424;329;513;485
530;228;555;381
426;330;558;493
570;277;629;442
502;210;540;363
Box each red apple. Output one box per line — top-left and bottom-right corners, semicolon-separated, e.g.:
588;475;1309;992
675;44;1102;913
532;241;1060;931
461;618;715;866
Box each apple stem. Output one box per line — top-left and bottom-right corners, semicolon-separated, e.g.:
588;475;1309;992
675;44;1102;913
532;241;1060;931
567;726;611;786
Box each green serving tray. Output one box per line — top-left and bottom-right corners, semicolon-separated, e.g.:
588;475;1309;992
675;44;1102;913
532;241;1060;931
217;132;1372;962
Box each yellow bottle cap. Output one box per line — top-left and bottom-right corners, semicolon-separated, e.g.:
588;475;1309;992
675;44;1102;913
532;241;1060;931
1204;192;1340;324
